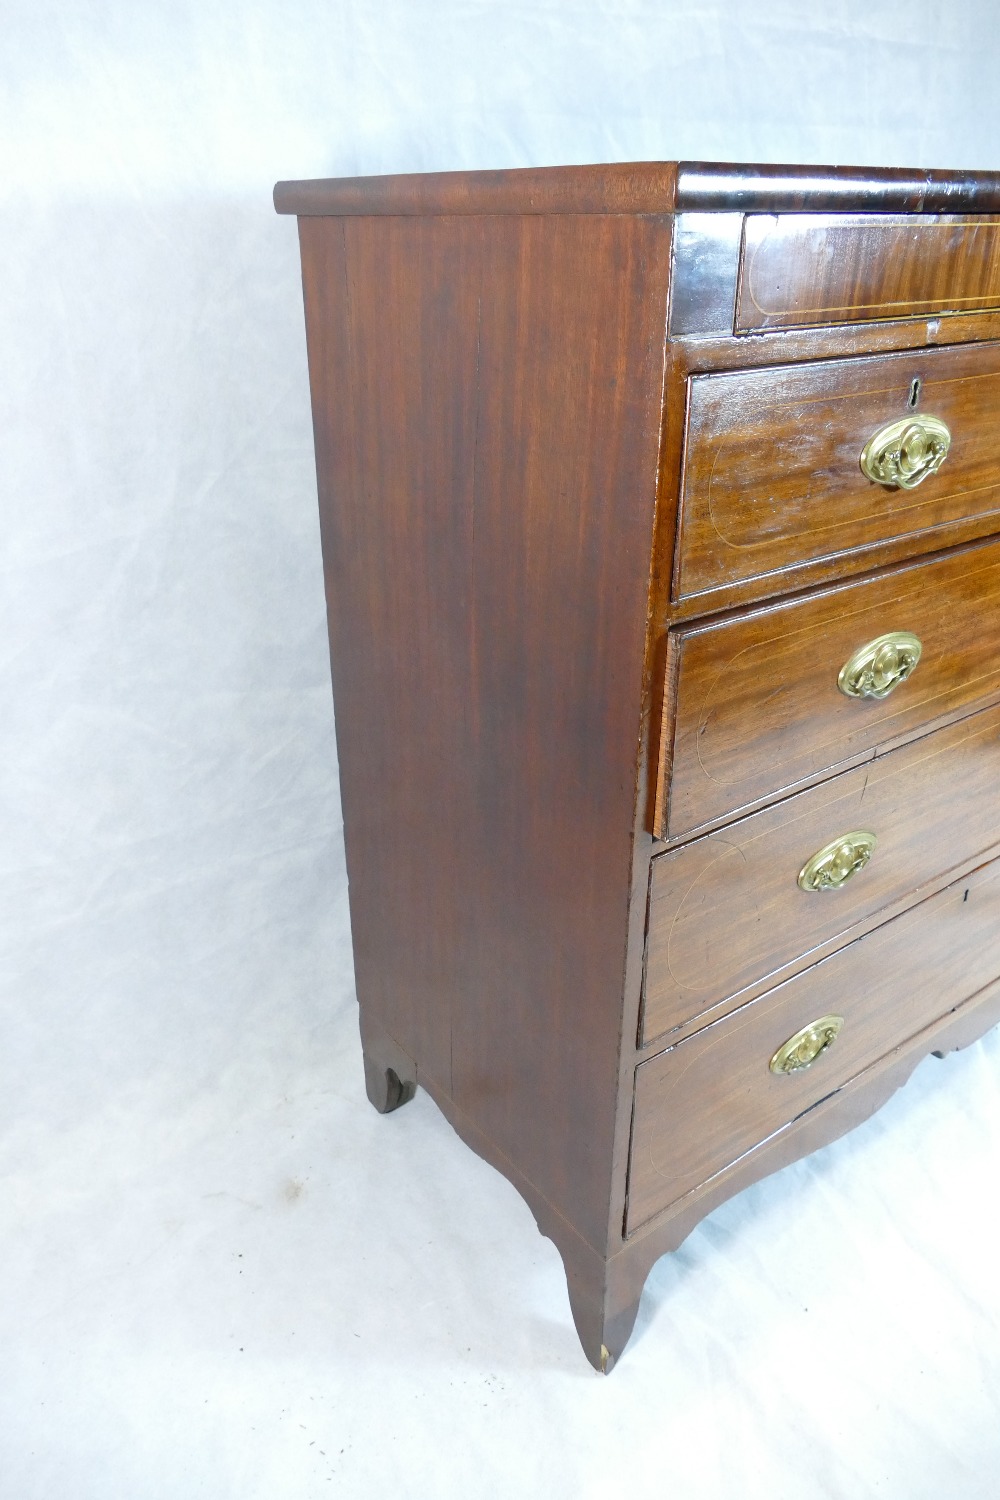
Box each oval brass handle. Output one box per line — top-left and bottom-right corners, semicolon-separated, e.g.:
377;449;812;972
770;1014;844;1075
798;830;877;892
838;631;922;700
860;414;951;489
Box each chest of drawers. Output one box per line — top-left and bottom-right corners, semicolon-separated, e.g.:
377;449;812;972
275;161;1000;1372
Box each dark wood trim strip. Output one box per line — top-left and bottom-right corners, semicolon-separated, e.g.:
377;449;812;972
675;162;1000;214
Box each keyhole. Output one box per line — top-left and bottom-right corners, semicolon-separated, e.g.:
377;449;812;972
908;377;921;409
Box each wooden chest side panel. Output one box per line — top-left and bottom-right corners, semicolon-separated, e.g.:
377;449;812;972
737;213;1000;331
298;212;671;1247
675;341;1000;600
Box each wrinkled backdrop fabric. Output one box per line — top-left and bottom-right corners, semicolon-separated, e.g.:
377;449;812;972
3;2;1000;1495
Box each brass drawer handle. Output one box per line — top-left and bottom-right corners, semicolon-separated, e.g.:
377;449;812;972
798;830;877;892
770;1014;844;1075
838;630;922;700
860;414;951;489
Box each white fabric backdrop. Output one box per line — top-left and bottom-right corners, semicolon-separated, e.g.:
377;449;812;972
3;2;1000;1495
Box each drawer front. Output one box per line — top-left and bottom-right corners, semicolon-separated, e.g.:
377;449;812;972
675;342;1000;600
628;855;1000;1233
658;538;1000;840
736;213;1000;333
643;699;1000;1044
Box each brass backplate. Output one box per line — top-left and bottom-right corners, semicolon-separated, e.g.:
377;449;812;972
798;830;877;892
838;630;922;700
770;1014;845;1075
860;414;951;490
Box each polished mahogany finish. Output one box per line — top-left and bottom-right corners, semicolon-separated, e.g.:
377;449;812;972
275;160;1000;218
277;160;1000;1374
675;340;1000;601
295;207;671;1257
737;214;1000;331
631;854;1000;1231
672;162;1000;214
669;213;744;336
274;161;678;215
659;535;1000;839
645;700;1000;1044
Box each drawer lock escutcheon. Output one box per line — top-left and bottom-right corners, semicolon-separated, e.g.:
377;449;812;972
860;414;951;489
838;630;923;700
770;1015;845;1075
797;830;878;892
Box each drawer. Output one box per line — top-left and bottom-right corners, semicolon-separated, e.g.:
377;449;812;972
657;537;1000;840
675;341;1000;600
643;698;1000;1044
736;213;1000;333
628;855;1000;1233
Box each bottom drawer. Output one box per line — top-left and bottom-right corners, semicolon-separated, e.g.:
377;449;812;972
627;855;1000;1234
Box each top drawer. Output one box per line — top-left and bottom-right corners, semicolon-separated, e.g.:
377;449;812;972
737;214;1000;332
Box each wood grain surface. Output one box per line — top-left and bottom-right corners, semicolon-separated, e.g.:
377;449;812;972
625;975;1000;1285
675;340;1000;601
668;213;743;336
659;536;1000;838
629;854;1000;1230
644;698;1000;1043
673;162;1000;214
737;214;1000;331
275;161;1000;219
275;162;677;216
298;210;671;1252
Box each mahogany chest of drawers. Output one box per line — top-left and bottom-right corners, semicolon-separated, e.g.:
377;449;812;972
275;161;1000;1371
